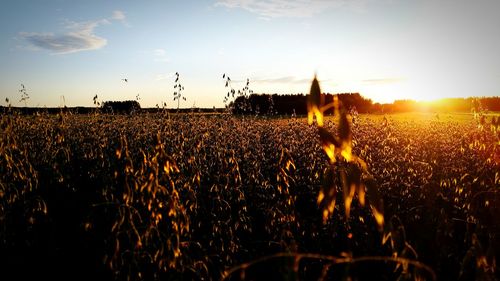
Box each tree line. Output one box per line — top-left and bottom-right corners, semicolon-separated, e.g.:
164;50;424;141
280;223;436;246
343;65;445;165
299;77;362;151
231;94;500;115
2;95;499;115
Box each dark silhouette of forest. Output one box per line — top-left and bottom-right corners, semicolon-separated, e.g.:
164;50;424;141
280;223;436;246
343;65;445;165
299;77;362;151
1;95;499;115
102;100;141;114
231;93;500;115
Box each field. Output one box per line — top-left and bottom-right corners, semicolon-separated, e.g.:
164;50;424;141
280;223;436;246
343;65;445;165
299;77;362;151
0;110;499;280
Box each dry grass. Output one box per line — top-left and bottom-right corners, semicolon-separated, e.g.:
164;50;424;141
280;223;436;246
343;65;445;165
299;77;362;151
0;84;498;280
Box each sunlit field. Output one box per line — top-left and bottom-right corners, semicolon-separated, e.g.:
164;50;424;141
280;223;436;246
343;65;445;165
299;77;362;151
1;102;499;280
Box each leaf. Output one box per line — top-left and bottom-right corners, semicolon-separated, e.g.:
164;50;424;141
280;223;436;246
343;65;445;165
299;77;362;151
338;106;353;161
357;181;366;207
319;166;337;223
341;167;362;219
389;216;406;255
307;76;324;127
318;127;340;163
364;176;384;231
341;169;355;218
338;107;351;144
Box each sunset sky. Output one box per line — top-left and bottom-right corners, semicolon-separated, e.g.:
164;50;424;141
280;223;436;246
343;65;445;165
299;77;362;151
1;0;499;108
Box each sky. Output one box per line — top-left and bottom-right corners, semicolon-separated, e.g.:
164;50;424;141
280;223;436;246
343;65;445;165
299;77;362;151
1;0;499;108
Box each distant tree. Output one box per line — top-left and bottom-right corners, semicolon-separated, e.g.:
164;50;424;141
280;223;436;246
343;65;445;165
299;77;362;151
371;103;383;113
227;89;499;115
223;74;253;113
392;100;418;112
102;100;141;114
481;97;500;111
232;92;374;115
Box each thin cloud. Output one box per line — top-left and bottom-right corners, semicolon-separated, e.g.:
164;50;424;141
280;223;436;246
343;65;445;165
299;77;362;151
153;48;170;63
111;10;129;26
362;77;405;85
215;0;366;18
254;76;313;84
111;10;126;21
154;49;166;56
20;20;107;54
20;11;125;54
156;72;175;81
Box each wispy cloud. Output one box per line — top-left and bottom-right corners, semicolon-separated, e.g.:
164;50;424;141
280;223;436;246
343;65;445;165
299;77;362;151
20;21;107;54
254;76;311;84
362;77;405;85
156;72;175;81
111;10;129;26
153;48;170;63
111;10;126;21
215;0;367;18
20;11;125;54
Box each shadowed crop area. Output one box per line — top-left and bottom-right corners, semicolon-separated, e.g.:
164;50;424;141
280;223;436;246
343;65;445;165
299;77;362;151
0;107;498;280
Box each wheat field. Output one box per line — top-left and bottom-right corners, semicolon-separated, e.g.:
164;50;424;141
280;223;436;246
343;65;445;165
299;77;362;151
1;98;498;280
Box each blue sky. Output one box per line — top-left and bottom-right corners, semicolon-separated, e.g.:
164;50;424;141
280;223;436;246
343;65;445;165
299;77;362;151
1;0;499;107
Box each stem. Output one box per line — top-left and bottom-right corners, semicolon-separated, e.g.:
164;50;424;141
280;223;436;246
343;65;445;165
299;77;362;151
222;252;436;281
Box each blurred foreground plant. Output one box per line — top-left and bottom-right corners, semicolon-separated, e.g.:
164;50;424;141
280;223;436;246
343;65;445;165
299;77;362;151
308;76;384;229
